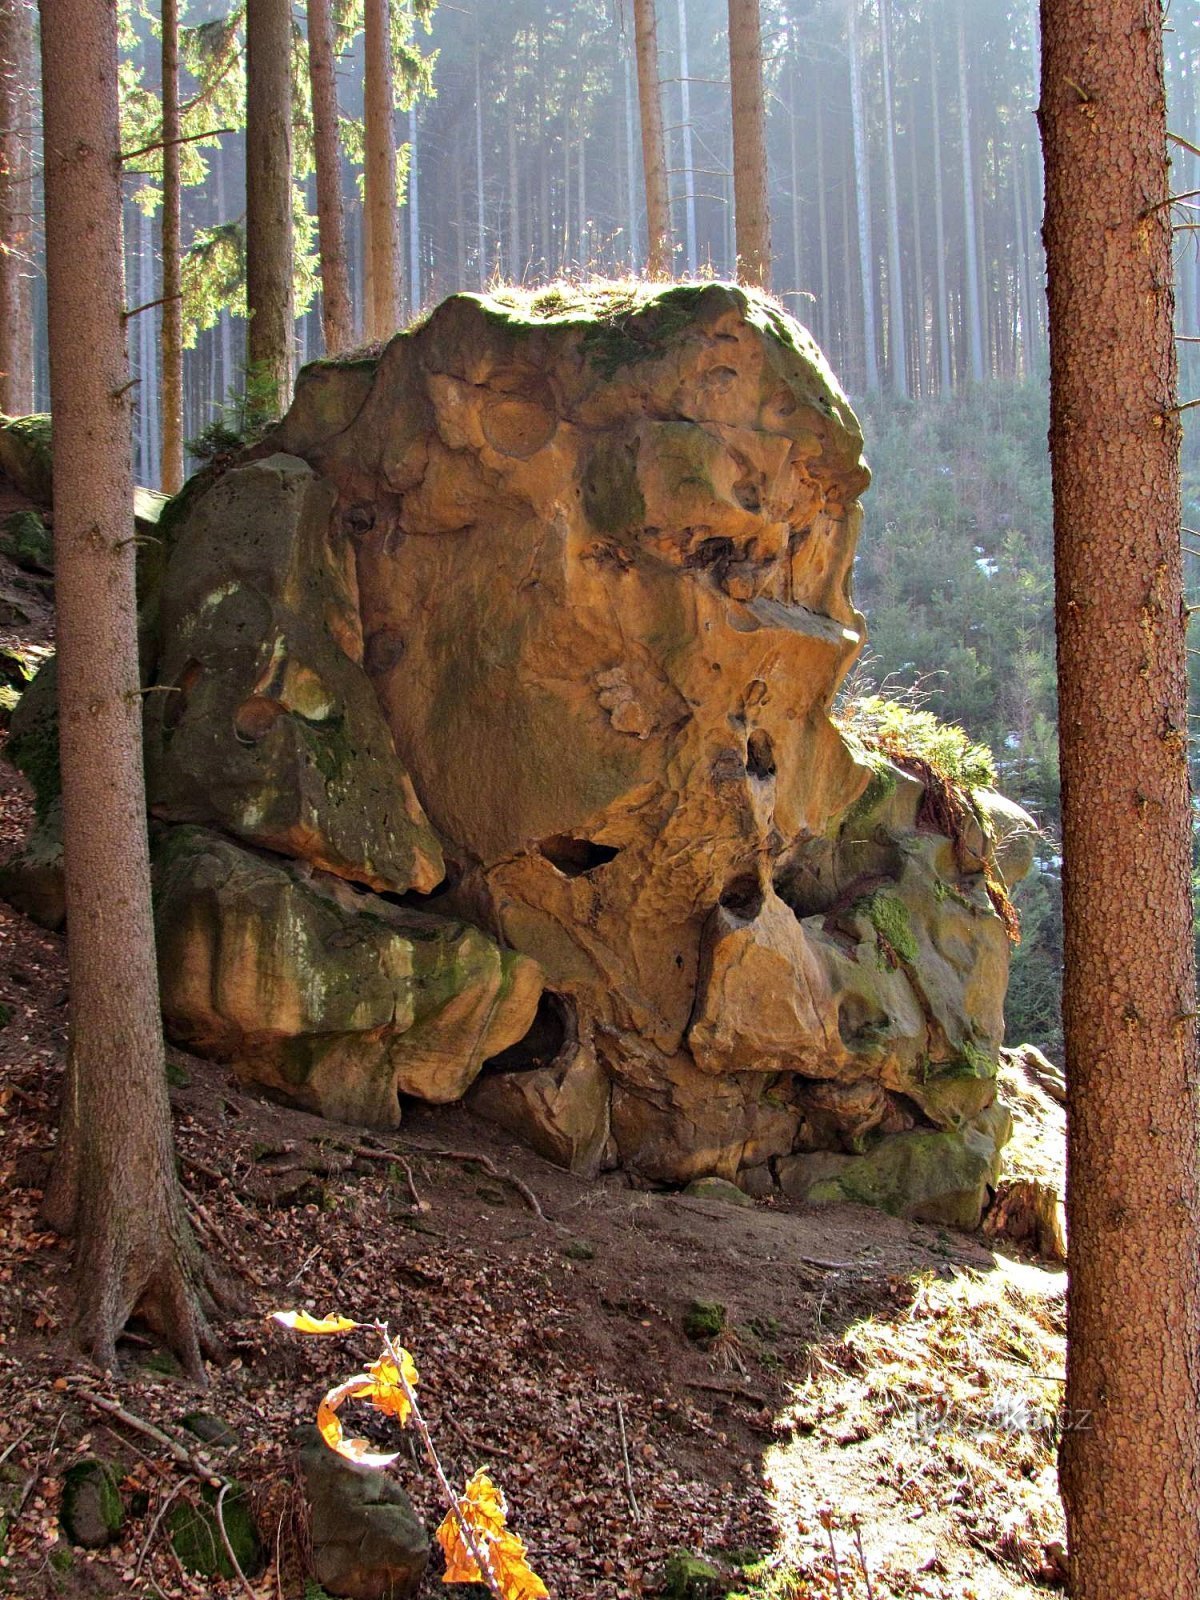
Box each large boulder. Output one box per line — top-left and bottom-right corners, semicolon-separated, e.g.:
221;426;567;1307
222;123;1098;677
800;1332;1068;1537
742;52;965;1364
139;282;1034;1218
153;827;541;1124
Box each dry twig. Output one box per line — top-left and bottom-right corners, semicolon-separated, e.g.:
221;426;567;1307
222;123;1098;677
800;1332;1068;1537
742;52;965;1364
615;1397;641;1522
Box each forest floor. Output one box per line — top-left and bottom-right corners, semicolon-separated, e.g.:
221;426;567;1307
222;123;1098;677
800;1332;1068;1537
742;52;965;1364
0;539;1068;1600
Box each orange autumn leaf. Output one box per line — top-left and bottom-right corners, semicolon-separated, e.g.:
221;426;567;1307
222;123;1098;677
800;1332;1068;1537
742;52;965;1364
436;1469;549;1599
316;1373;402;1468
270;1309;360;1336
365;1348;419;1425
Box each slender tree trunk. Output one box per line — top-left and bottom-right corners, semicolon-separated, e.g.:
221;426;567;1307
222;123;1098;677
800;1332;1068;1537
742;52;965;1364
677;0;697;274
847;0;878;387
307;0;353;353
0;0;35;414
727;0;770;288
878;0;906;396
246;0;294;412
364;0;398;339
907;86;925;397
815;84;830;350
507;96;519;281
474;22;485;286
160;0;183;491
1040;1;1200;1594
38;0;220;1376
633;0;671;277
409;98;421;314
957;2;984;383
624;51;638;268
788;17;801;300
929;16;951;394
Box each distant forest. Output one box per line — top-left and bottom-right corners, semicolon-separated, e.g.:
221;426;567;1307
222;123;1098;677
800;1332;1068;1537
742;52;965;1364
2;0;1194;475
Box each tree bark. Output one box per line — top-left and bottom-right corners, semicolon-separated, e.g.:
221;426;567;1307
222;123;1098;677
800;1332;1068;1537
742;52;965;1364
38;0;219;1377
364;0;398;339
0;0;35;414
677;0;697;275
847;0;878;388
957;1;985;382
878;0;906;397
633;0;671;278
1040;1;1200;1594
727;0;770;288
929;16;951;394
246;0;294;414
160;0;183;491
307;0;354;353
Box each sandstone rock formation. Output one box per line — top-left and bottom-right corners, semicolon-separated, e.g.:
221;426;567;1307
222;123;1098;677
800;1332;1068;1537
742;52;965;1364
13;283;1039;1222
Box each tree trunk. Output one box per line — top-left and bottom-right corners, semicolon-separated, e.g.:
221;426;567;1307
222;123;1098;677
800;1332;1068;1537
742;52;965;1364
847;0;878;388
0;0;35;414
624;50;638;268
677;0;697;275
633;0;671;277
1040;2;1200;1594
160;0;183;491
307;0;354;353
246;0;294;413
38;0;220;1377
474;21;485;286
727;0;770;288
957;1;984;382
815;82;830;352
364;0;398;339
929;16;951;394
878;0;906;397
409;97;421;315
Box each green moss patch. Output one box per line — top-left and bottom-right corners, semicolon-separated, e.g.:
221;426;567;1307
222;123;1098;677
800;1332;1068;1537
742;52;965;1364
60;1459;124;1548
683;1300;727;1341
863;891;918;965
168;1480;264;1580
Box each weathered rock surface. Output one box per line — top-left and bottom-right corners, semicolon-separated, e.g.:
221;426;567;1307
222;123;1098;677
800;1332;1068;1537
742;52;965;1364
298;1428;429;1599
144;453;443;895
137;282;1034;1215
153;827;541;1124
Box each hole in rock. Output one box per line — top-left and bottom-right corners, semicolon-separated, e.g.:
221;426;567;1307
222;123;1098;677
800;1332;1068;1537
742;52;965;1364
233;695;284;745
686;536;734;573
836;996;891;1048
482;991;574;1075
382;862;462;909
340;502;376;540
719;875;764;921
746;729;776;781
364;628;407;675
539;835;620;877
163;659;203;733
733;478;762;513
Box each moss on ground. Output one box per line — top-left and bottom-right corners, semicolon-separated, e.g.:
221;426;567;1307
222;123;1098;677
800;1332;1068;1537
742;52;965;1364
168;1481;263;1580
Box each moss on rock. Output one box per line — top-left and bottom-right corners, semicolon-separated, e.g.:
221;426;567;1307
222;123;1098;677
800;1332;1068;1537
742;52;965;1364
60;1459;124;1548
168;1481;264;1580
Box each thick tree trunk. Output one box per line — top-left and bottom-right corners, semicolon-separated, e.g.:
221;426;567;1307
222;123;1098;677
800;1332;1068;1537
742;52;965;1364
38;0;219;1377
160;0;183;492
0;0;35;414
727;0;770;288
633;0;671;278
847;0;878;388
1040;1;1200;1594
246;0;294;414
408;98;421;315
364;0;398;339
307;0;354;353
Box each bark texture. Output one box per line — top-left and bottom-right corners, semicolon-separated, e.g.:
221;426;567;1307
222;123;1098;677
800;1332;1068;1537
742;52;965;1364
727;0;770;288
1040;1;1200;1593
307;0;353;353
0;0;35;414
633;0;671;278
245;0;294;414
160;0;183;492
364;0;398;340
38;0;215;1375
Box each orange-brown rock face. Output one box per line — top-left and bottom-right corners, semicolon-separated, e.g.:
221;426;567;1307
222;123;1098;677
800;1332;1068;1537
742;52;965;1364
146;283;1033;1217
